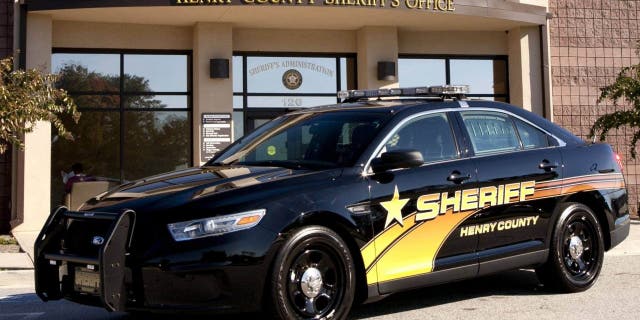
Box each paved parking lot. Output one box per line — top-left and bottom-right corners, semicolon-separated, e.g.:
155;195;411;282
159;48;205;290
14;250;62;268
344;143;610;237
1;254;638;320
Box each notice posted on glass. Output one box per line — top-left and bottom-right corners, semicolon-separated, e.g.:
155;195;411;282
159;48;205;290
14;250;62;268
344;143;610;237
201;113;232;162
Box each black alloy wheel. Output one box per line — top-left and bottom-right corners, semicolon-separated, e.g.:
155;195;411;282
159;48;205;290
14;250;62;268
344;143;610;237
536;202;605;292
269;226;355;319
562;214;599;279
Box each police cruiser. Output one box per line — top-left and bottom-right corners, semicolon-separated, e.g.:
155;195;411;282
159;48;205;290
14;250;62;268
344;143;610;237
35;85;630;319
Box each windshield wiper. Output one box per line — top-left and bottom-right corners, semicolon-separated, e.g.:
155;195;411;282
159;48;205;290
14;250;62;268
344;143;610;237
205;159;239;167
235;160;303;170
236;160;336;170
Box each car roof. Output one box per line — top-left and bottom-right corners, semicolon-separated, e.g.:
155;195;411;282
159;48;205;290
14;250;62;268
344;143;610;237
289;98;584;146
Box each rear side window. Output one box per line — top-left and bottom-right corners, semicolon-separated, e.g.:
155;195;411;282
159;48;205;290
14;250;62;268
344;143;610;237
513;118;551;149
461;111;520;155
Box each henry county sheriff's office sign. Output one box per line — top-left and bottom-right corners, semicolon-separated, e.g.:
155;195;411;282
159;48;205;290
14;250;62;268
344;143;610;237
173;0;455;11
27;0;455;12
201;113;232;162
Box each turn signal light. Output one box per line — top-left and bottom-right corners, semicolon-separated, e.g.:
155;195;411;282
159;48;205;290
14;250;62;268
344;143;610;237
237;214;262;226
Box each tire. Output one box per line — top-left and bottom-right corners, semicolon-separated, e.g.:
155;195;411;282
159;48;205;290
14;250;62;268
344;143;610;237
268;226;356;320
536;202;605;292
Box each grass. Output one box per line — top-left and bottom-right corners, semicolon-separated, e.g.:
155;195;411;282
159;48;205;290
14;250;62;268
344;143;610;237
0;236;18;245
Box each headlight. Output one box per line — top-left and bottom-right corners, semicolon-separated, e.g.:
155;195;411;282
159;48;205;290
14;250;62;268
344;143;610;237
167;209;266;242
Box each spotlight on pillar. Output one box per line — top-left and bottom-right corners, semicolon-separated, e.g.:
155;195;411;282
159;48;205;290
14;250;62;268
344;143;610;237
210;58;230;79
377;61;396;81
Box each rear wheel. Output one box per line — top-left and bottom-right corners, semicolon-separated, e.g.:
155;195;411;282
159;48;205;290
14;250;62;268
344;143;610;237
536;202;604;292
269;226;355;319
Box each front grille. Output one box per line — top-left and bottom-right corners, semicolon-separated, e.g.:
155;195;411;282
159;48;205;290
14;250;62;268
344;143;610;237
62;219;111;257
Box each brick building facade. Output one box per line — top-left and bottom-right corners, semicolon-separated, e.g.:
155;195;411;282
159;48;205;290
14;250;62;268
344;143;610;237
0;0;13;233
549;0;640;217
0;0;9;55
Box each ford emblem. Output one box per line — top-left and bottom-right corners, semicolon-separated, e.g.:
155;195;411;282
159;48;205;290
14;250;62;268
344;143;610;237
92;236;105;246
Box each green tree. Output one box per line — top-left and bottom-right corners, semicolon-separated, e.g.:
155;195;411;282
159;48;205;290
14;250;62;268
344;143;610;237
0;57;79;154
589;43;640;158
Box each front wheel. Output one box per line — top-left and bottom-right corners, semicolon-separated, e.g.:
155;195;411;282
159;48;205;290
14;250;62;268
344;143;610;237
536;202;605;292
269;226;355;319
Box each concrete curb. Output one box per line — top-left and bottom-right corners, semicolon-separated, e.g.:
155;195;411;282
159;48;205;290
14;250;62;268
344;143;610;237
605;220;640;256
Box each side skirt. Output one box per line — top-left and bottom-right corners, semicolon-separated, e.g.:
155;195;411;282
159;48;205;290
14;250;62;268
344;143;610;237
368;247;549;298
378;264;477;295
478;249;548;276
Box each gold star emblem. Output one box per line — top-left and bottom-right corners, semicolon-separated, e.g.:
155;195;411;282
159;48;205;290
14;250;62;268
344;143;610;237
381;185;409;228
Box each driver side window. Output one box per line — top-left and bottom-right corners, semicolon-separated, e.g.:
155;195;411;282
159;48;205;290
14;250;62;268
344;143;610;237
381;113;458;163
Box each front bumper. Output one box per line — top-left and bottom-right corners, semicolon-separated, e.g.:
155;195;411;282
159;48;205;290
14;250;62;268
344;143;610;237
34;207;280;314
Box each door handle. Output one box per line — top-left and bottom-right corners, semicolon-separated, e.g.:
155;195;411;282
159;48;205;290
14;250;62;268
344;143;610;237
539;160;558;171
447;171;471;184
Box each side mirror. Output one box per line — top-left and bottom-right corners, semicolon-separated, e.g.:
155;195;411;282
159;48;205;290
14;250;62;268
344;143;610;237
371;150;424;174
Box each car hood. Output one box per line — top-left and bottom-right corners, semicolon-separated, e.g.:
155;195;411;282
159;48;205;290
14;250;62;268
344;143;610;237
80;165;326;212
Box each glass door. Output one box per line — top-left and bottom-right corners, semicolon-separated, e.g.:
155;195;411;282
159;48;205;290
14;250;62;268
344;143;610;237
245;109;288;132
233;53;357;139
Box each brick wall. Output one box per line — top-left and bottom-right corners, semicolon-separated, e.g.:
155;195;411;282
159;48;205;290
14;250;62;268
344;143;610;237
0;0;12;233
0;0;11;58
549;0;640;217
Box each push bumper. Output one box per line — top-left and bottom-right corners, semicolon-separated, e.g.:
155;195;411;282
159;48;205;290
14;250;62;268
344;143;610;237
34;207;135;312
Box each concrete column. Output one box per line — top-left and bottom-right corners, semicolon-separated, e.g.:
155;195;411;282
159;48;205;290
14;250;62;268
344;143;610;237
541;23;554;121
192;23;233;166
356;27;399;90
508;26;544;116
11;13;52;258
12;2;20;63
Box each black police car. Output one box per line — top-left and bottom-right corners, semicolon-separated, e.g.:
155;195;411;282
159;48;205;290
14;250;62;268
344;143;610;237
35;85;630;319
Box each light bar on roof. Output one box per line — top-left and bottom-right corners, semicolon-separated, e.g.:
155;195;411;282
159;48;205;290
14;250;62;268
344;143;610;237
428;85;469;95
337;85;469;102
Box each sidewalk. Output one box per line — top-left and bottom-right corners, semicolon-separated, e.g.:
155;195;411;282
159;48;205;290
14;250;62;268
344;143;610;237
2;220;639;270
0;252;32;269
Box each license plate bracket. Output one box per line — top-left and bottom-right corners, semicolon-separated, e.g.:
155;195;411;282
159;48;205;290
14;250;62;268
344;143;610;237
74;267;100;294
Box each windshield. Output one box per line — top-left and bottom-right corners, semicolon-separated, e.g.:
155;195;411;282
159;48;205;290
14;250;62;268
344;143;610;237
208;111;390;169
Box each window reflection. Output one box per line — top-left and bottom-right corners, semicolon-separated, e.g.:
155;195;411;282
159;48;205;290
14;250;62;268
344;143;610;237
124;95;189;109
54;62;120;93
51;51;192;208
51;111;121;205
233;56;243;93
233;95;243;109
124;54;188;92
70;95;120;109
123;111;190;181
233;111;244;141
52;54;120;82
398;59;446;87
451;59;507;94
398;56;508;100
